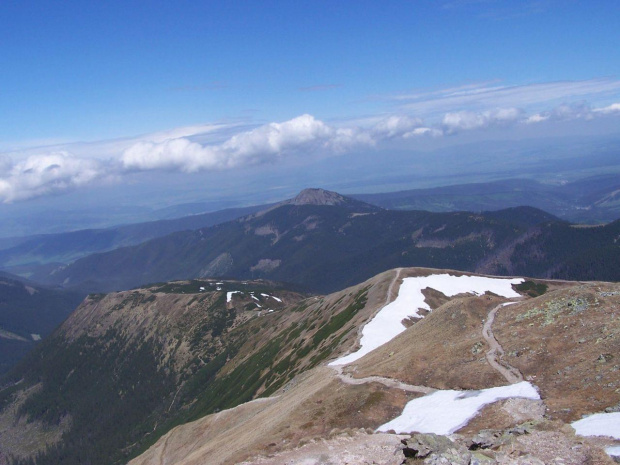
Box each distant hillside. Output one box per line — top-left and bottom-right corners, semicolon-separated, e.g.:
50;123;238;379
353;174;620;224
0;272;83;374
0;204;268;272
4;175;619;278
31;189;620;294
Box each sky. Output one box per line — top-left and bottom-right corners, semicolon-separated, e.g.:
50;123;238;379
1;0;620;210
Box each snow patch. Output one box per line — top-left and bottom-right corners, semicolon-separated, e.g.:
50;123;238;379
227;291;242;303
571;412;620;439
330;274;523;366
30;334;41;341
377;381;539;435
606;446;620;458
260;293;283;302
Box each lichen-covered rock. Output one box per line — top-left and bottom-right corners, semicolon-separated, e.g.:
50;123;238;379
401;434;471;464
469;451;497;465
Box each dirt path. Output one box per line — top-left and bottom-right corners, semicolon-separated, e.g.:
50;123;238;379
385;267;403;306
482;302;524;384
332;365;434;394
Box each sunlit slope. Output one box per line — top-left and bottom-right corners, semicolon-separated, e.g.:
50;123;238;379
130;269;620;464
3;267;619;464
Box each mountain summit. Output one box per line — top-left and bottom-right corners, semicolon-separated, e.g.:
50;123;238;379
289;188;350;206
281;188;379;211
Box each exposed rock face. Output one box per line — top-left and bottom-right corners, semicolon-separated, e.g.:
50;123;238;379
199;252;233;277
250;258;281;273
400;423;615;465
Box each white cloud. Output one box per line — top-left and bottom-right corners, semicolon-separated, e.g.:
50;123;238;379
371;115;424;138
524;101;620;124
442;107;523;133
145;123;237;144
525;113;550;124
3;88;620;202
391;78;620;117
122;139;221;173
0;152;110;203
593;102;620;114
122;114;373;173
403;127;443;138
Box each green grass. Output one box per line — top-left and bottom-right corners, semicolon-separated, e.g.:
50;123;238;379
312;287;368;346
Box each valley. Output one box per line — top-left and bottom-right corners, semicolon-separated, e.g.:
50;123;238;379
0;273;83;374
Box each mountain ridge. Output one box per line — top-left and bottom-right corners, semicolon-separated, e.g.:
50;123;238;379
2;268;618;464
28;190;619;294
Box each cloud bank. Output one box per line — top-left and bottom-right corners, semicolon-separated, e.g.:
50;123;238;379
1;82;619;203
0;152;111;203
122;114;372;172
390;78;620;116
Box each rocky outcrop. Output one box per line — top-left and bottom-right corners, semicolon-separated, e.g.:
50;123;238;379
400;422;615;464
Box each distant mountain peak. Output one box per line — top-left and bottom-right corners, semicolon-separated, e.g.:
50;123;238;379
289;188;348;206
246;188;379;221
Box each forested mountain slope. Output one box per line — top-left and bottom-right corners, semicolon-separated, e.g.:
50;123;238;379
34;190;620;294
0;272;83;374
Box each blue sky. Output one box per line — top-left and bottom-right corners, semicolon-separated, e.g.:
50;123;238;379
1;0;620;206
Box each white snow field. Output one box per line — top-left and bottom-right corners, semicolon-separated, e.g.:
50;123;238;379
226;291;242;302
261;293;282;302
571;412;620;439
329;274;523;366
377;381;540;435
572;412;620;460
606;446;620;459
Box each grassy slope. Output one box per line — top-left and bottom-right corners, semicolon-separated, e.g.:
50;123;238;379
0;276;386;465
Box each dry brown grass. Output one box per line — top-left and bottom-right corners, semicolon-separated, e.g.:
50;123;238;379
494;283;620;422
120;270;620;464
129;367;416;465
351;294;508;390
